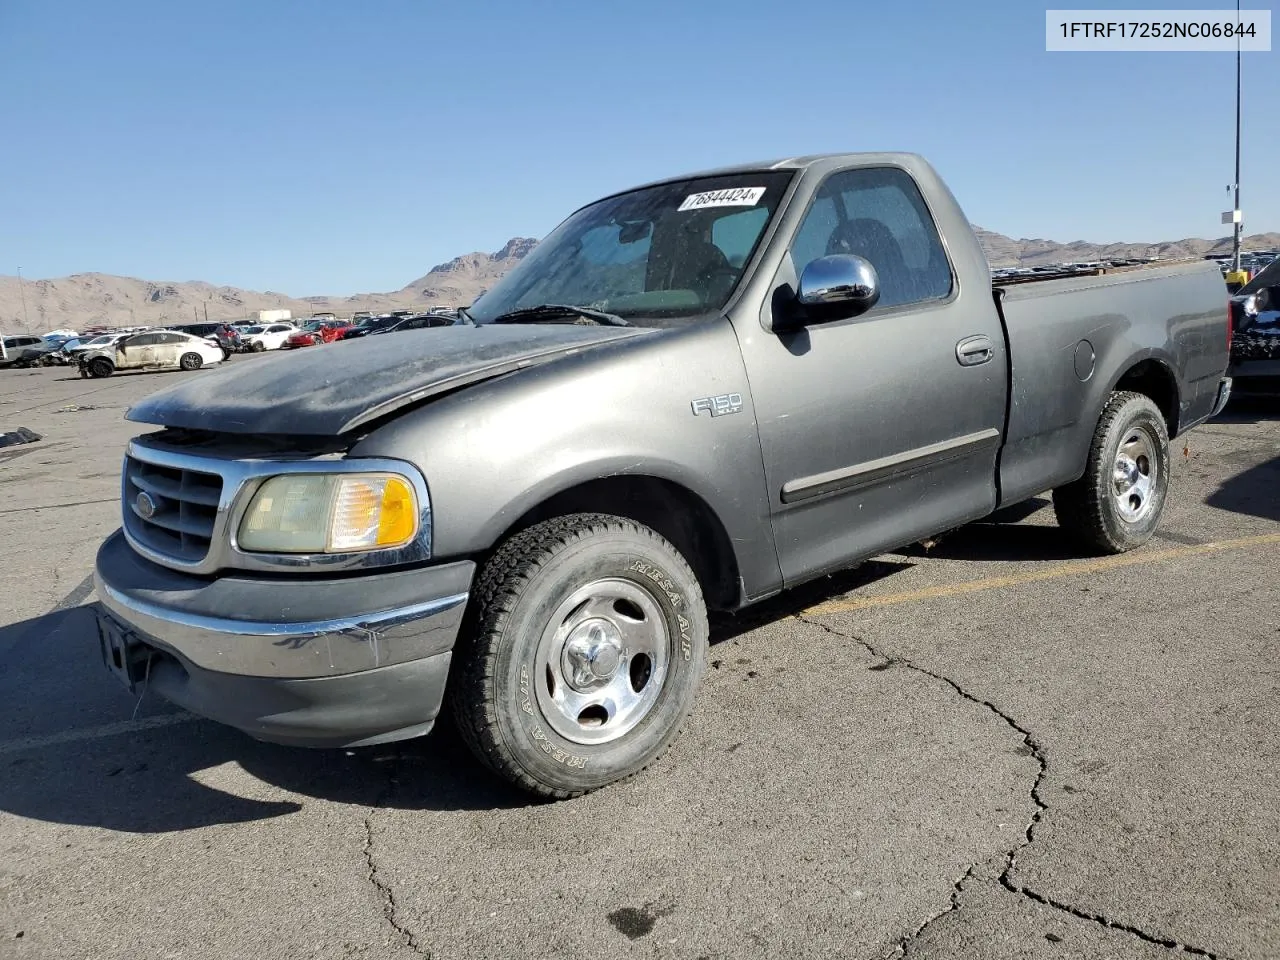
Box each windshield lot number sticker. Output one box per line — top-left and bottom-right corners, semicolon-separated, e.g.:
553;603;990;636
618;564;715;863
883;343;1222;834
677;187;766;211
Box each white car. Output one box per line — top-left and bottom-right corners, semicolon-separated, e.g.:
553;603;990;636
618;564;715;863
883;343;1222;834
241;323;297;352
78;331;225;378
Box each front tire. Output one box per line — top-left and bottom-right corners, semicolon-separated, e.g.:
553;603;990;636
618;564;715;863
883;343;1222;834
179;352;203;371
1053;391;1170;554
251;341;267;353
86;358;114;378
450;514;708;799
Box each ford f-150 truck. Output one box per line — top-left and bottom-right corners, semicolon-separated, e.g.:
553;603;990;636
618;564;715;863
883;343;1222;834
92;153;1232;798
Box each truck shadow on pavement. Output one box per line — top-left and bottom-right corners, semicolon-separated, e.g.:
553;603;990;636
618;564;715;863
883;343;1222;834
1205;450;1280;522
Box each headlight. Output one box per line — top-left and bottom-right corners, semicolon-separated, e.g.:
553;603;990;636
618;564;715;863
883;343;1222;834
237;472;421;554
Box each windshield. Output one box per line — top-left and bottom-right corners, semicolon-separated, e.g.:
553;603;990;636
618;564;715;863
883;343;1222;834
243;325;264;334
467;171;793;327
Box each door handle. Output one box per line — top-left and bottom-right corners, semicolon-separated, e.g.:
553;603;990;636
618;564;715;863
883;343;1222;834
956;335;994;367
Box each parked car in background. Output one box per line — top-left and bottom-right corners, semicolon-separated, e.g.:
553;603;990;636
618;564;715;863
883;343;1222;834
240;323;298;352
367;312;460;335
77;330;225;378
40;332;132;365
166;323;242;358
337;315;405;340
0;335;67;368
282;319;352;348
1;335;48;368
63;332;131;361
1228;257;1280;396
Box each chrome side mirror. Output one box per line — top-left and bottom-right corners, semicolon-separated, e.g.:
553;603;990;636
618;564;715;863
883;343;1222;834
796;254;880;321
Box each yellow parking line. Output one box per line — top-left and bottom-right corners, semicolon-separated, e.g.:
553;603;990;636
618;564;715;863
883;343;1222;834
802;531;1280;617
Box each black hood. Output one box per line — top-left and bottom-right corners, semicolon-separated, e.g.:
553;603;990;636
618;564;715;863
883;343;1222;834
126;323;649;436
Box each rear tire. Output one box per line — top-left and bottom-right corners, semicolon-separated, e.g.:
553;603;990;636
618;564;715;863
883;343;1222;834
450;514;708;799
1053;391;1170;554
180;353;203;371
87;358;114;378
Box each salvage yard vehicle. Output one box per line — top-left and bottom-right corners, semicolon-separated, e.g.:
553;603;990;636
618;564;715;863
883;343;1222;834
78;330;224;378
337;315;404;340
93;152;1231;799
362;312;459;337
167;322;241;359
1;335;64;369
240;323;297;352
1228;257;1280;396
282;319;351;348
54;332;131;365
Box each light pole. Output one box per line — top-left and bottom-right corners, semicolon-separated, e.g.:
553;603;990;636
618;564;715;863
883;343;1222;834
17;266;32;333
1230;0;1242;273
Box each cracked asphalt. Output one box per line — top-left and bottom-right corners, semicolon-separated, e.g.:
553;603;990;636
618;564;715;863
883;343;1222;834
0;361;1277;960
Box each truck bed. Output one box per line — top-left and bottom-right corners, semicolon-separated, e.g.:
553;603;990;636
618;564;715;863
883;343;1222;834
991;258;1229;506
992;258;1203;287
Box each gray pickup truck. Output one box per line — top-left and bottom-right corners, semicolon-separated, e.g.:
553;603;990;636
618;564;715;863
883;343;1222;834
93;153;1232;798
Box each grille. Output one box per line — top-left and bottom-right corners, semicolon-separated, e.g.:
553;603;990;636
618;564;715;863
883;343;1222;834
123;455;224;564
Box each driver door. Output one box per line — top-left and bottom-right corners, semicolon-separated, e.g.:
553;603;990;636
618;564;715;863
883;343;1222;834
738;165;1007;585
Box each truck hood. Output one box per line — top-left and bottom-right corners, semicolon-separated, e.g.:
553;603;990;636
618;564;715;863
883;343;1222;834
125;323;650;436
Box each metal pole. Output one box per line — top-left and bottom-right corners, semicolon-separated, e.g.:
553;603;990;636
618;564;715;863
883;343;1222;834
17;266;31;333
1231;0;1242;273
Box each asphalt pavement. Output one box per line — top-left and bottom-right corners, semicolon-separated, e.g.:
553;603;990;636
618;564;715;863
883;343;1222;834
0;358;1276;960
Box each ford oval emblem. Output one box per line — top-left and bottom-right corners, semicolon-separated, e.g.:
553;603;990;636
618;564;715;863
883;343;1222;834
135;491;157;520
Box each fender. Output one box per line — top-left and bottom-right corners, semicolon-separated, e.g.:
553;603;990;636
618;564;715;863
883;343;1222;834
351;320;784;604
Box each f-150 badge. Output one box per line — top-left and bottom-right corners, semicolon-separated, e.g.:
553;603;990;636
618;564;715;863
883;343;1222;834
691;393;744;417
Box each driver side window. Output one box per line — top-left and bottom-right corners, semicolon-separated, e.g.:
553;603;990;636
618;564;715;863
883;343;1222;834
790;168;953;310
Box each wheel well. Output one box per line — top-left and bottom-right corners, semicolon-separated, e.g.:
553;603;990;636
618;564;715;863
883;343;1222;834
501;476;741;611
1114;360;1178;435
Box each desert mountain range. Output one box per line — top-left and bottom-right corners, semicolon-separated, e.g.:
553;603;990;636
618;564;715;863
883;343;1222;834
1;230;1276;334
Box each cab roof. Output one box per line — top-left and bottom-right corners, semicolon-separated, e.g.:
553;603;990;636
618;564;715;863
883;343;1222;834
591;152;928;205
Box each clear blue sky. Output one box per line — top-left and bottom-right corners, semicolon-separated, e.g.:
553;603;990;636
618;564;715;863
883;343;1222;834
1;0;1276;295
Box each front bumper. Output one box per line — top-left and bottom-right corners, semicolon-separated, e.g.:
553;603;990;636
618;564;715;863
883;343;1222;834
94;530;474;747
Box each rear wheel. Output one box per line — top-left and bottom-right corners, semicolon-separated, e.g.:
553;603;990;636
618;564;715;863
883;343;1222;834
179;352;203;371
1053;391;1170;553
450;514;708;799
86;358;114;378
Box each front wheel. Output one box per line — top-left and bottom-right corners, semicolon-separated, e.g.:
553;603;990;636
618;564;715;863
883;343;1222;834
1053;391;1170;554
251;341;266;352
86;358;114;378
450;514;708;799
179;352;203;371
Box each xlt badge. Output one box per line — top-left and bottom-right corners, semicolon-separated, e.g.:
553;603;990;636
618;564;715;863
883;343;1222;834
691;393;744;417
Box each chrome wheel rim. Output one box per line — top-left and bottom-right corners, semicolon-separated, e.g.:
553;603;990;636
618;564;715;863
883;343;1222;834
534;578;671;745
1113;427;1157;523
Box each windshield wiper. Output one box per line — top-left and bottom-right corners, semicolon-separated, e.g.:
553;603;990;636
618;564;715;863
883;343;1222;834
488;304;631;327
